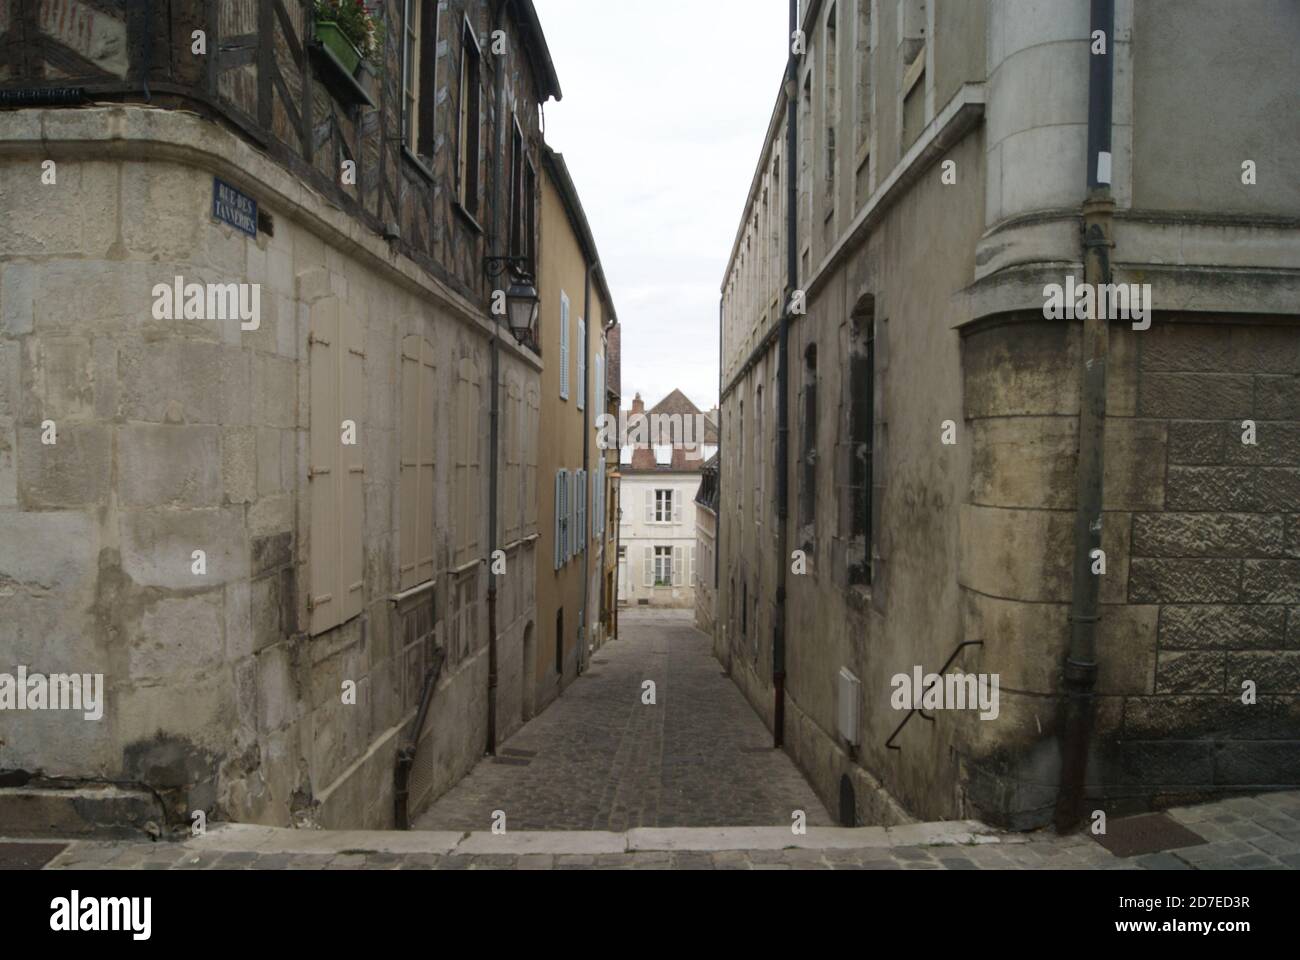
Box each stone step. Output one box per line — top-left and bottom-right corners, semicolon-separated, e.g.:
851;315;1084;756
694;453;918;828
118;818;1017;858
0;785;163;839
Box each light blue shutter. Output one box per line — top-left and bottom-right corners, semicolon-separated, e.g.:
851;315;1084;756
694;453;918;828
554;471;563;570
562;470;570;562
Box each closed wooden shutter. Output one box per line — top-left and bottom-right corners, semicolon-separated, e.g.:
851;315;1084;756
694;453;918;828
455;356;481;566
309;298;341;636
673;546;684;587
574;465;585;548
569;469;578;559
309;297;365;635
525;384;540;532
644;488;654;523
400;336;437;590
339;310;366;622
504;373;522;543
643;546;654;587
672;489;682;524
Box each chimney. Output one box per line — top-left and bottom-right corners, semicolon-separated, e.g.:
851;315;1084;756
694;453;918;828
631;393;645;416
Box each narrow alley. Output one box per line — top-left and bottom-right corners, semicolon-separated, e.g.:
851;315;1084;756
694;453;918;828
414;611;832;832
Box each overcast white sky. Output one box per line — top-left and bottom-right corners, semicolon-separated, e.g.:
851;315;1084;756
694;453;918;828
534;0;790;413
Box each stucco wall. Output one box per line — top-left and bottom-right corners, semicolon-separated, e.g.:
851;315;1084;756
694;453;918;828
620;473;701;609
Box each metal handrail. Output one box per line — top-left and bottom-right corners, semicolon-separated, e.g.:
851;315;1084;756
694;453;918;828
884;641;985;751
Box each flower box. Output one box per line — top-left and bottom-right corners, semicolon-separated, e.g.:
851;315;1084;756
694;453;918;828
316;20;362;75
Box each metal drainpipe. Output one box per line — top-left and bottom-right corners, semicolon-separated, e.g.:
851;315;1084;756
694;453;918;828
485;0;510;756
773;0;799;750
1056;0;1115;832
579;263;593;675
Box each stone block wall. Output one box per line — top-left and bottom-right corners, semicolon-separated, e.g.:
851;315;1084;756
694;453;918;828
959;312;1300;827
0;107;537;833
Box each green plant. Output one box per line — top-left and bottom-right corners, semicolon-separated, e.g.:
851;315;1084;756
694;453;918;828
314;0;384;62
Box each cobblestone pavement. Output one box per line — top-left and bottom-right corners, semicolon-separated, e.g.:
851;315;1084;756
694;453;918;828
413;610;834;831
23;789;1300;870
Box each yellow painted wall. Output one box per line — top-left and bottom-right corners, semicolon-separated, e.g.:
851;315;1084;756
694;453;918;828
534;165;603;711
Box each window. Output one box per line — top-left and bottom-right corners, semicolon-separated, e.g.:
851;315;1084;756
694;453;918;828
899;0;927;150
449;571;478;667
574;468;586;555
844;311;875;586
402;0;438;160
737;399;744;515
800;343;818;529
524;161;537;274
654;546;673;587
577;317;586;410
754;383;764;523
855;0;873;151
554;469;569;569
800;72;813;243
308;297;365;636
559;292;570;399
655;489;674;523
899;0;926;66
653;445;672;466
399;336;437;590
555;608;564;675
454;357;482;567
509;120;524;256
825;3;838;189
457;21;482;216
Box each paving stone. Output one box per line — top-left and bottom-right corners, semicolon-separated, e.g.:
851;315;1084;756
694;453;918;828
1231;853;1279;869
1136;852;1192;870
670;852;715;870
894;846;933;861
413;611;832;832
